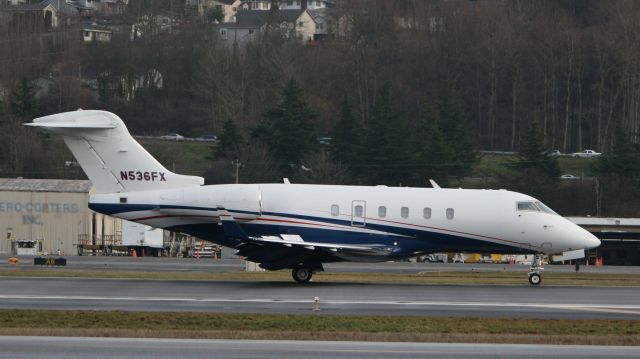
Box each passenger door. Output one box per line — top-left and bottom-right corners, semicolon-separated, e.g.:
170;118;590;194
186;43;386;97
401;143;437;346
351;200;366;227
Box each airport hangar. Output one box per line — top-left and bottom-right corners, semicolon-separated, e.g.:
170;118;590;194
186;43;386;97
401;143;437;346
1;177;639;265
0;178;119;256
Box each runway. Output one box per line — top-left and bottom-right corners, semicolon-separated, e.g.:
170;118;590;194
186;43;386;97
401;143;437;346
3;255;640;274
0;277;639;319
0;337;638;359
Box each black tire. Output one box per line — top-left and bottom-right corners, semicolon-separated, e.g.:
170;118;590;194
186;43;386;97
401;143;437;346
292;268;313;283
528;273;541;285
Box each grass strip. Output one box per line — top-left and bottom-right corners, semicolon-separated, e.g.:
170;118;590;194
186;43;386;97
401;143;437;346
1;268;640;286
0;310;638;345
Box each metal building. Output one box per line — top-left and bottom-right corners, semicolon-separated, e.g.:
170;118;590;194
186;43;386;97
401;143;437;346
0;178;120;256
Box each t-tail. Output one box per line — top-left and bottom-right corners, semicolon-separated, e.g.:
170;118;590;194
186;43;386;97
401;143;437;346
25;110;204;193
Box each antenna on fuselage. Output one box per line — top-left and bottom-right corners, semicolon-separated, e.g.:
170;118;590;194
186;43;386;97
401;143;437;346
429;179;441;189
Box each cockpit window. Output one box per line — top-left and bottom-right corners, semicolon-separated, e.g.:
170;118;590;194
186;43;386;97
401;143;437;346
517;201;538;211
535;201;558;215
516;201;558;215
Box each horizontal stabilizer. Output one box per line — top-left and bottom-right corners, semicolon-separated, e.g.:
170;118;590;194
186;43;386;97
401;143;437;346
25;110;204;193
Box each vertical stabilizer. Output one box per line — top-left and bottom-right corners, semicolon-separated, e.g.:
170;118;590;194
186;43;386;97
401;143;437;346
25;110;204;193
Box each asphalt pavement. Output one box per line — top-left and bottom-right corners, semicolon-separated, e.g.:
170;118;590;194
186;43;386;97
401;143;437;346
0;277;638;319
0;337;638;359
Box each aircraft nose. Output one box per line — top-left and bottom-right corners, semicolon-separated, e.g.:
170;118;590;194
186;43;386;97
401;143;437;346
585;233;601;249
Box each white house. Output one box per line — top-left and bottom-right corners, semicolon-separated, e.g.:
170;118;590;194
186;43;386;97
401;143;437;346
239;0;328;11
82;23;112;42
219;9;316;45
185;0;241;22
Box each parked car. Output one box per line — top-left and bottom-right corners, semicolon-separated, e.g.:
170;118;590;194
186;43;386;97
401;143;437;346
195;134;218;142
571;149;601;158
560;174;579;180
317;136;332;145
160;133;184;141
544;149;562;157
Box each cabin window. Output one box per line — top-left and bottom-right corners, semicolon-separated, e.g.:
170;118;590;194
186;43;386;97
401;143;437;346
331;204;339;216
423;207;431;219
354;205;363;217
535;201;558;215
378;206;386;218
517;201;538;212
446;208;454;220
401;207;409;218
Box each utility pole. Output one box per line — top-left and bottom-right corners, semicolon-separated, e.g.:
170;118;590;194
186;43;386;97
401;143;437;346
232;159;242;184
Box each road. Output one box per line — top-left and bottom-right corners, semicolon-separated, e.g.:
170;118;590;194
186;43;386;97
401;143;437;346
0;277;639;319
0;337;638;359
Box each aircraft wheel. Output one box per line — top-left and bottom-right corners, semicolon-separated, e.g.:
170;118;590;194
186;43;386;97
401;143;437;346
292;268;313;283
528;273;541;285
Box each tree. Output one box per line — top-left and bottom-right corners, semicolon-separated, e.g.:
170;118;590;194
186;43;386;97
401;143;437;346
361;83;411;185
330;97;364;174
433;93;479;180
501;122;560;201
511;122;561;179
596;125;640;180
207;7;224;23
252;80;317;172
217;118;244;158
10;78;37;119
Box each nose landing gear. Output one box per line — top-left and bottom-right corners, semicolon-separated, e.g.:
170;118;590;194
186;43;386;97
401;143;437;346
528;254;544;285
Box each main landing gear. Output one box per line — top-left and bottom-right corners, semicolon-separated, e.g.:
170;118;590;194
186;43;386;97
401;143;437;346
528;254;544;285
292;268;313;283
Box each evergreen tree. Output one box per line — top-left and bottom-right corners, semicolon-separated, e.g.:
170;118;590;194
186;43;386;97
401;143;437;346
413;116;453;185
435;93;478;178
330;97;364;174
252;79;317;171
363;83;411;185
217;118;244;158
510;122;560;179
10;78;37;119
596;125;640;180
501;122;560;202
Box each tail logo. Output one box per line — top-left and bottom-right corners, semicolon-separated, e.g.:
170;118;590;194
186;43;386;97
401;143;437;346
120;171;167;182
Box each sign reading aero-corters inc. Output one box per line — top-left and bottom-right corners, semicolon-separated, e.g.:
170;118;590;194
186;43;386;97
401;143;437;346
0;178;120;256
0;202;80;225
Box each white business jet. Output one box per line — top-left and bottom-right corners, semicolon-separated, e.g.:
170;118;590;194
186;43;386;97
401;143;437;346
26;110;600;284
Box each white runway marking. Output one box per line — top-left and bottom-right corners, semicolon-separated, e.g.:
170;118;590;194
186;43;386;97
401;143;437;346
1;294;639;314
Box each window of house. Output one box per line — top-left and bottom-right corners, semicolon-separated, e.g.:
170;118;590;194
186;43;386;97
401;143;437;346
378;206;386;218
446;208;454;220
401;207;409;218
298;21;304;27
354;205;363;217
423;207;431;219
331;204;339;216
249;29;254;34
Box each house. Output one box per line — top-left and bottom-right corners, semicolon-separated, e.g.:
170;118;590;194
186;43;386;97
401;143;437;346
185;0;241;22
219;9;316;44
239;0;329;10
0;2;58;32
74;0;129;15
82;22;112;42
308;7;328;39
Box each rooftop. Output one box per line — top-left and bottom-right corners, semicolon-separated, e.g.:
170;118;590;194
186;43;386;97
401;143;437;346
0;178;93;193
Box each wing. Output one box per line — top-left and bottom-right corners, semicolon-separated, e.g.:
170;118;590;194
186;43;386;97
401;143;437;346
218;208;395;268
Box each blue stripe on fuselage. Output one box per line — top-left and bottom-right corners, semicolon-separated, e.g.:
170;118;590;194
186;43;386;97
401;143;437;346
88;202;524;255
